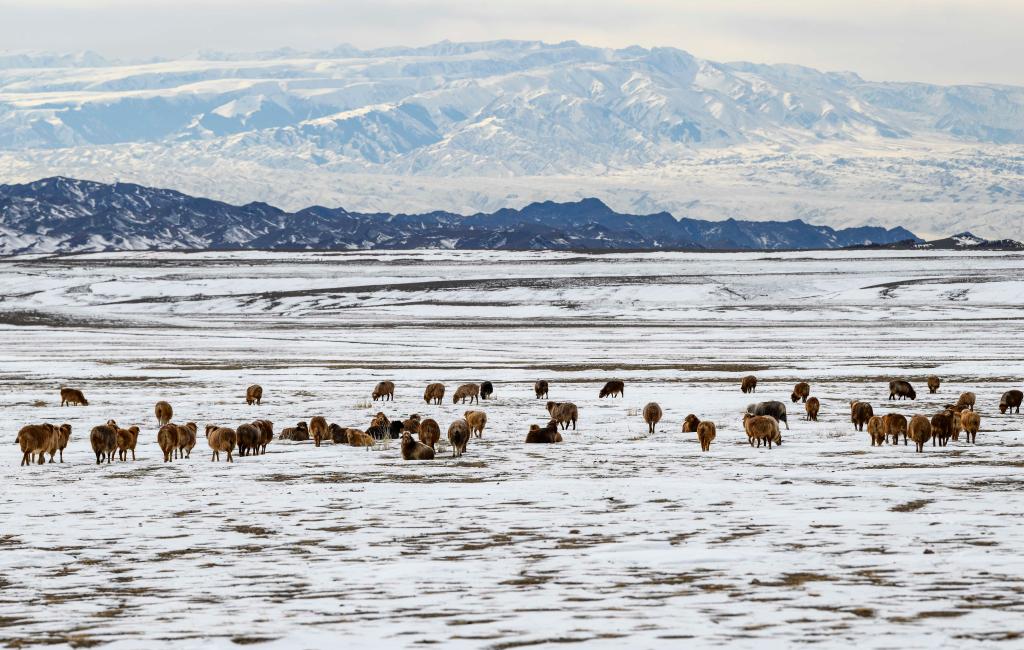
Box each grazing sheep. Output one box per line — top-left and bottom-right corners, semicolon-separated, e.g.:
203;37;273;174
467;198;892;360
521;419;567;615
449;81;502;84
418;418;441;450
480;381;494;400
278;421;309;441
791;382;811;403
464;410;487;438
52;423;71;463
534;380;549;399
882;413;908;445
805;397;820;421
681;414;701;433
956;391;976;411
743;414;782;449
740;375;757;394
345;429;374;449
999;389;1023;414
158;424;178;462
867;416;886;446
236;423;260;456
60;387;88;407
927;375;941;394
960;411;981;444
599;380;625;398
309;416;328;447
447;419;470;458
253;420;273;453
155;401;173;426
115;426;140;461
931;410;957;447
16;424;57;466
402;414;422;434
526;420;563;444
89;425;117;464
453;383;480;404
176;422;198;458
401;431;435;460
372;381;395;402
850;401;874;432
642;402;663;434
206;425;237;462
423;383;445;405
746;401;789;430
246;384;263;406
908;415;932;452
696;421;716;452
888;380;917;401
546;401;579;431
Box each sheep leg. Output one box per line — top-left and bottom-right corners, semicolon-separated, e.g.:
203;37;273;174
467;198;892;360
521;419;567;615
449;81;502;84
20;452;29;466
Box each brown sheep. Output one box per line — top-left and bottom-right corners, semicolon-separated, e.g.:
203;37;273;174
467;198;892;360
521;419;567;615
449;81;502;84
1000;389;1023;414
696;421;716;452
883;413;908;445
345;428;374;449
850;401;874;431
805;397;820;422
16;424;57;466
960;411;981;444
60;387;88;407
46;423;72;463
418;418;441;450
245;384;263;406
423;383;445;405
309;416;328;447
791;382;810;403
176;422;198;458
154;401;173;426
931;410;957;447
115;426;140;461
534;380;549;399
401;431;435;460
740;375;757;394
927;375;941;394
328;423;346;444
599;380;624;398
681;414;701;433
447;419;470;458
743;414;781;449
452;383;480;404
157;424;178;462
643;402;663;434
206;425;236;462
546;401;578;430
89;425;117;464
402;414;422;434
526;420;563;443
372;381;395;402
956;391;976;411
908;415;931;452
253;420;273;453
279;421;309;441
464;410;487;438
867;416;886;446
236;423;260;456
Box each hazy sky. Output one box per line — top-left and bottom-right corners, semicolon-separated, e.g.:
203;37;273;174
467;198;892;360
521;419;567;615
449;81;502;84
2;0;1020;85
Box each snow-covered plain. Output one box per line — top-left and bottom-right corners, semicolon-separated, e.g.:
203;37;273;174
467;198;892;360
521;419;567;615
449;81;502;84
1;249;1023;648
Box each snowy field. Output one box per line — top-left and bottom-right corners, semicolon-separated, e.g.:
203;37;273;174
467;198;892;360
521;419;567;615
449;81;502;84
1;249;1023;648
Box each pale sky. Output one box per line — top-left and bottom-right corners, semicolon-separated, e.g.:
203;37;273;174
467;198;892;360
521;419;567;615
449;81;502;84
2;0;1021;86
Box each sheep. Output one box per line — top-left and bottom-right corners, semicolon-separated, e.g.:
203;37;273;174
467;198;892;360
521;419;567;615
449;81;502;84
888;380;917;401
526;420;563;443
447;419;470;458
16;424;57;466
956;391;976;411
279;421;309;441
746;401;788;429
418;418;441;450
176;422;198;458
60;387;88;407
245;384;263;406
850;401;874;432
908;415;932;452
452;383;480;404
388;420;404;439
999;389;1023;414
883;413;908;445
253;420;273;453
696;421;716;452
681;414;701;433
930;410;957;447
740;375;757;394
309;416;328;447
345;428;374;449
642;402;663;434
423;383;445;405
534;380;549;399
115;426;140;461
370;412;390;429
401;431;435;460
206;425;237;462
599;380;624;398
372;381;395;402
52;423;71;463
805;397;820;422
867;416;886;446
927;375;941;394
743;414;781;449
236;423;260;457
402;414;422;434
464;410;487;438
328;423;346;444
158;424;178;462
791;382;811;403
960;411;981;444
480;381;494;400
89;425;117;464
546;401;579;430
154;400;173;426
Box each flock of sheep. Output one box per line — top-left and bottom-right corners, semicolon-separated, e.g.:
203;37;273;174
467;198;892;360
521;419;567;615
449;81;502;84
13;376;1024;466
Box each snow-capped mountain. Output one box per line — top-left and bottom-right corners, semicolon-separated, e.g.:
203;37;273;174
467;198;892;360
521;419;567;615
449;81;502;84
0;177;921;254
0;40;1022;239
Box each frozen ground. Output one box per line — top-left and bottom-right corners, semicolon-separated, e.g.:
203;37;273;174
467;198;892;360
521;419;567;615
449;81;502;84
0;249;1023;648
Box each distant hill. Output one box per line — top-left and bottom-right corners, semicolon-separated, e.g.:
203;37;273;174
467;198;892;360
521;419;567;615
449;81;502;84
848;231;1024;251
